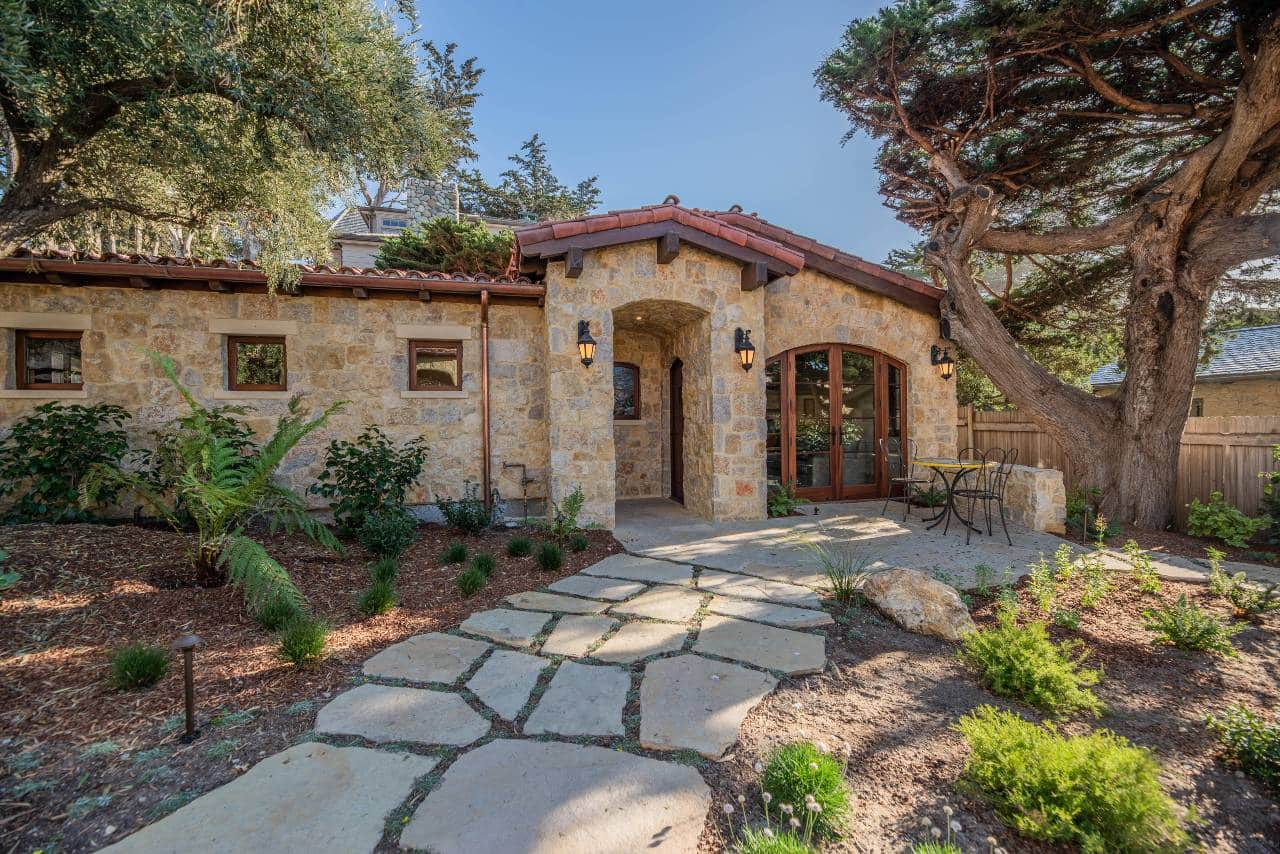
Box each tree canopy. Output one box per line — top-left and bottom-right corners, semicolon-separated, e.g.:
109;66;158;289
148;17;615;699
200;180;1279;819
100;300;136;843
374;216;513;276
459;133;601;221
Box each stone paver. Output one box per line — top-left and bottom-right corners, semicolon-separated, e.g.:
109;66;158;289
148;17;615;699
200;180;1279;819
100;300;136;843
505;590;611;614
547;573;648;601
737;560;826;588
465;649;549;721
460;607;553;648
361;632;490;683
693;615;826;675
541;614;618;657
640;654;777;758
697;568;823;608
401;739;710;854
102;742;435;853
582;552;695;585
315;684;489;746
591;621;689;663
706;596;834;628
523;661;629;737
609;585;704;622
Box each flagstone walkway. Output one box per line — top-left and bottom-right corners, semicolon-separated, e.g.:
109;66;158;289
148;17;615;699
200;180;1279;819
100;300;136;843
104;551;835;854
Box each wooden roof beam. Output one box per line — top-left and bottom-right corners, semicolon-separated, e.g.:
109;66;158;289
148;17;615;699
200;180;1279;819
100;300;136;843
657;231;680;264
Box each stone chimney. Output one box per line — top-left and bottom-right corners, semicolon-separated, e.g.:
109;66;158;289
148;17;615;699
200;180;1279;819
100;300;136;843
405;174;459;225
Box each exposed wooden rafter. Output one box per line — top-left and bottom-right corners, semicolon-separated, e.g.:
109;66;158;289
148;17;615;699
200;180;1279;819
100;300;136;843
656;231;680;264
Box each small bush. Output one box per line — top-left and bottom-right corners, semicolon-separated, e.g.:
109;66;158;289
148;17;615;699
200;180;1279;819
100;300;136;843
356;505;417;558
761;741;850;839
536;541;563;572
506;536;533;557
1125;539;1163;595
472;552;496;577
441;541;468;564
1026;552;1058;614
956;705;1189;852
802;526;872;604
1206;704;1280;792
1052;608;1081;630
911;484;946;508
540;485;585;541
456;567;487;596
567;532;589;552
369;556;398;585
1078;550;1113;609
437;483;492;534
309;425;427;536
253;595;301;631
767;480;807;517
973;564;995;597
1143;594;1242;656
109;644;169;691
1187;490;1270;548
1208;548;1280;620
278;615;328;666
960;609;1104;717
357;579;397;616
734;828;814;854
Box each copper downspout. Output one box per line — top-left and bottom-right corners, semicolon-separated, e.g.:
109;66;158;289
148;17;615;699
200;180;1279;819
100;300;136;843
480;290;492;510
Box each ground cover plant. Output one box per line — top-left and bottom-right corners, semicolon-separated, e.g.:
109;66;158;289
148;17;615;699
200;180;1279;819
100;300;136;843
277;614;329;666
1206;704;1280;793
441;541;467;564
456;566;486;596
472;552;496;577
1208;547;1280;621
801;526;872;604
436;483;492;534
1143;594;1243;657
355;505;417;558
537;541;563;572
506;536;532;557
1187;491;1271;549
109;644;170;691
761;741;851;839
357;579;396;616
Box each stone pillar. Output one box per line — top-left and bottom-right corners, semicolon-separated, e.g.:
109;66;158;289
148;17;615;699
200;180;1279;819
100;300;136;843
405;175;458;225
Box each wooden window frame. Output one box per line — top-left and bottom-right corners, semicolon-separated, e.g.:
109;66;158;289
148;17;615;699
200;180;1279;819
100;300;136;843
16;329;84;390
613;361;641;420
226;335;287;391
408;339;463;391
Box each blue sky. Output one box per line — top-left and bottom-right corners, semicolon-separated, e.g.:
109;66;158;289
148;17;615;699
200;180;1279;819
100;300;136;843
415;0;917;263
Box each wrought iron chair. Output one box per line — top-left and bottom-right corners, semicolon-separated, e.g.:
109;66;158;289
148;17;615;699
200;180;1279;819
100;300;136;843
879;436;932;520
958;447;1017;545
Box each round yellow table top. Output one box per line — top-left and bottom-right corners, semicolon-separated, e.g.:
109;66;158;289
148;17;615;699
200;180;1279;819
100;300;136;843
915;457;993;471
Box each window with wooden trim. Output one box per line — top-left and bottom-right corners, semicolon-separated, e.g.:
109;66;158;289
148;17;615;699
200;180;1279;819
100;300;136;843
227;335;287;391
613;362;640;419
16;330;83;390
409;340;462;391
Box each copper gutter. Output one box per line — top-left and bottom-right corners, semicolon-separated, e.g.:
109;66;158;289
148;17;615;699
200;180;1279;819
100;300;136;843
480;290;492;510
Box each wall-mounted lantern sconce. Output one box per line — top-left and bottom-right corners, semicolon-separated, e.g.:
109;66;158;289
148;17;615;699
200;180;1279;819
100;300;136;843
734;328;756;372
930;344;955;381
577;320;597;367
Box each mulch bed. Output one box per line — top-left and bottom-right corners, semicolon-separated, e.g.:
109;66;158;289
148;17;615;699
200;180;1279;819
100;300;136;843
0;521;619;853
1062;519;1280;567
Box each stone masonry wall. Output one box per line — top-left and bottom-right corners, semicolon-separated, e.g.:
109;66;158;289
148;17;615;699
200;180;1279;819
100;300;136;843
1001;464;1067;534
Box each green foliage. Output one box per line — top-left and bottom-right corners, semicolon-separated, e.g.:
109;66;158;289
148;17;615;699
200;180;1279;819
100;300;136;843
911;843;962;854
356;505;418;559
252;594;302;631
441;541;468;564
1052;609;1081;631
1208;548;1280;620
1261;444;1280;543
767;480;807;517
539;486;586;542
375;217;514;276
0;402;130;522
955;706;1189;853
437;483;492;535
1143;595;1242;657
536;541;563;573
761;742;850;839
141;403;257;523
1027;552;1059;614
733;828;815;854
567;532;589;553
357;579;397;616
910;484;947;508
0;547;16;592
109;643;169;691
456;567;486;597
960;608;1104;717
973;564;995;597
1078;550;1113;609
472;552;496;577
310;426;427;536
370;556;399;585
801;527;872;604
1187;491;1270;548
1206;704;1280;792
506;536;533;557
458;133;600;221
1125;540;1162;595
278;614;328;667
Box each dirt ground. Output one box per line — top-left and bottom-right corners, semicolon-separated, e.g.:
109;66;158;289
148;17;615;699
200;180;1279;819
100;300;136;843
0;521;619;853
1064;518;1280;567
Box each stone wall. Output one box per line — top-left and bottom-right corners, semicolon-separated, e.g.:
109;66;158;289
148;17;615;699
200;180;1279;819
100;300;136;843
613;330;667;498
1001;464;1067;534
405;175;458;225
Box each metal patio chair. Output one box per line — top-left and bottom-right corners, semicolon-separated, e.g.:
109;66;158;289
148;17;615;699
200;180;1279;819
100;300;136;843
957;446;1017;545
879;436;932;520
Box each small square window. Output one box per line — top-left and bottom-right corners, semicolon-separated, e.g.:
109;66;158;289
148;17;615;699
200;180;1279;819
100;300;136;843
613;362;640;419
409;340;462;391
227;335;287;391
1190;397;1204;417
17;330;83;390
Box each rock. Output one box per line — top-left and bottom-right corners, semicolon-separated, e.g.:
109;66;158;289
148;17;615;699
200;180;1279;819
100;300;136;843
697;569;822;608
523;661;629;737
361;632;490;683
706;597;833;629
692;615;826;675
591;622;689;663
609;586;704;622
547;574;648;601
541;615;618;657
861;568;976;641
640;654;777;758
460;608;553;648
582;553;695;585
101;743;435;853
400;739;710;854
314;684;489;746
505;591;611;614
465;650;549;721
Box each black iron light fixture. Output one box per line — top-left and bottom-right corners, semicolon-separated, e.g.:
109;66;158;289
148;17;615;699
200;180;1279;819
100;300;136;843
577;320;597;367
931;344;956;380
734;327;756;372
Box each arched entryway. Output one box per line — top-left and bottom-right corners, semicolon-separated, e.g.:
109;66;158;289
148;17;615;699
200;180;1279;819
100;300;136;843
766;344;907;501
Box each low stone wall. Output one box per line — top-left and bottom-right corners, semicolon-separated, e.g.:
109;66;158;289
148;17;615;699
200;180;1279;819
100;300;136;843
1001;464;1066;534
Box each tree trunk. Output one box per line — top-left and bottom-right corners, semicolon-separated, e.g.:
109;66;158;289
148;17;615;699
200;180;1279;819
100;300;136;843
194;545;227;588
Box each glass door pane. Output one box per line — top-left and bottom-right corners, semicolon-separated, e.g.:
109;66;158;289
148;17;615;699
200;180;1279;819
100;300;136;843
793;349;832;490
839;350;876;488
765;359;783;489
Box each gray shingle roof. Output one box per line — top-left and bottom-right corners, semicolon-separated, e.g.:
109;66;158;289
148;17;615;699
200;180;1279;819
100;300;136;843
1090;324;1280;386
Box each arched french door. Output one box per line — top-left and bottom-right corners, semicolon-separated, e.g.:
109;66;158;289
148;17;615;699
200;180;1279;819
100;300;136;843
765;344;906;501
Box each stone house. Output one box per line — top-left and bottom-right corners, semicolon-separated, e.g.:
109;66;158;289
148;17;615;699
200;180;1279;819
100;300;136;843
0;202;962;528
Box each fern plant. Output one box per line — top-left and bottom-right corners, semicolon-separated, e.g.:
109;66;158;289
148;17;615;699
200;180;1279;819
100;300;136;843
81;352;344;615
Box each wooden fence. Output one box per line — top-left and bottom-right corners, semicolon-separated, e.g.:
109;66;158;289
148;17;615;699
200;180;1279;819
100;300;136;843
956;406;1280;526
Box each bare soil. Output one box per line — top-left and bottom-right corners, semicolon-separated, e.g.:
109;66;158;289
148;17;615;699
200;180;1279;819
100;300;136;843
0;521;619;853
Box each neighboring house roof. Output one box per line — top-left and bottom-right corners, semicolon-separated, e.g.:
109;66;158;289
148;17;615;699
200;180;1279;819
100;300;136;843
330;206;375;234
1090;324;1280;386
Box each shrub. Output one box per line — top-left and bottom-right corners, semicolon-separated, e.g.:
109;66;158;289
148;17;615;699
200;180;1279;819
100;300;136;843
1125;539;1162;595
1206;704;1280;792
801;526;872;604
1187;491;1270;548
960;608;1104;717
1143;594;1242;656
357;579;397;616
456;567;486;596
253;594;301;631
472;552;496;577
369;556;398;585
536;541;563;572
767;480;807;517
375;216;514;276
973;564;995;597
437;482;492;534
911;484;946;508
567;532;589;552
109;643;169;691
356;505;417;558
1078;549;1113;609
441;541;468;564
1052;608;1081;630
0;402;131;522
1208;548;1280;620
278;615;328;666
1261;444;1280;543
506;536;533;557
761;741;850;839
540;485;585;542
956;705;1189;852
733;828;814;854
1026;552;1058;614
309;425;427;536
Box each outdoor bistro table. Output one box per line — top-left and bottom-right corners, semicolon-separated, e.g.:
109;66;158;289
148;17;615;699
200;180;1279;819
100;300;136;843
914;457;994;535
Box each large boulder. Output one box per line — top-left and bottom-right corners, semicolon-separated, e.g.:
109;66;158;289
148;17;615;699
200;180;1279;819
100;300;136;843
862;568;976;641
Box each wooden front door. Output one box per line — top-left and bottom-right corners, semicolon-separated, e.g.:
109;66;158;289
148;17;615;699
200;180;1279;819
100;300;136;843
670;358;684;503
